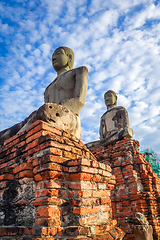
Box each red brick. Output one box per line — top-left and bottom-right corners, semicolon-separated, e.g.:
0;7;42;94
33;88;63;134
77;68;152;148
40;154;66;164
33;162;62;175
81;181;97;190
25;227;34;235
100;197;111;204
50;141;72;151
0;162;8;169
92;160;99;168
4;133;19;145
92;175;103;183
27;145;41;155
26;131;43;144
49;147;62;156
65;226;90;236
68;182;81;190
26;120;42;135
68;166;80;173
71;198;99;206
44;181;62;189
71;148;82;155
38;217;61;227
15;170;33;179
33;158;39;167
73;206;101;215
36;189;59;198
34;171;64;181
40;227;57;236
93;190;110;198
63;151;76;159
79;158;91;166
36;206;61;217
0;227;24;236
68;190;92;198
0;174;14;181
79;216;97;225
81;166;98;174
32;197;64;206
66;173;92;181
13;163;32;174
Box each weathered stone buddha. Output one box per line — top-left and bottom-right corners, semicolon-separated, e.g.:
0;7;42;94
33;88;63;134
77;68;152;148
43;46;88;138
0;47;88;145
44;47;88;116
99;90;133;145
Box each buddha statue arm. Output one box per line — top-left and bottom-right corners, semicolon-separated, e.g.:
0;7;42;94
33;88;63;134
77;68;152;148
120;108;130;129
99;117;107;139
60;66;88;115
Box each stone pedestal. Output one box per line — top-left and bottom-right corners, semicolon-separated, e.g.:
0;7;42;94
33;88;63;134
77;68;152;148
0;120;124;239
87;138;160;240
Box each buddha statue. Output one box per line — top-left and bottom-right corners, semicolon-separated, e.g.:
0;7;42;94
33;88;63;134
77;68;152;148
0;47;88;145
44;46;88;117
99;90;133;144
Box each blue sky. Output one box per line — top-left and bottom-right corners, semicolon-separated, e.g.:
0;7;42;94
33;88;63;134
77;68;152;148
1;0;160;156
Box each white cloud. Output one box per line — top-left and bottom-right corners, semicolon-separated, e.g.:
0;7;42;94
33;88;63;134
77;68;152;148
37;66;45;75
26;44;32;51
40;43;51;58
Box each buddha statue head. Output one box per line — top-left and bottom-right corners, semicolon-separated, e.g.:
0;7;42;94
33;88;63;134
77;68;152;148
104;90;117;110
52;46;74;75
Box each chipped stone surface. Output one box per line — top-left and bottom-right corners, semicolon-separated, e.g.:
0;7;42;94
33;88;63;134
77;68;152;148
0;103;82;145
18;103;82;138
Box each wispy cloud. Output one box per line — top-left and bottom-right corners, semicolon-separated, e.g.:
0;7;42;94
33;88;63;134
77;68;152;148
1;0;160;156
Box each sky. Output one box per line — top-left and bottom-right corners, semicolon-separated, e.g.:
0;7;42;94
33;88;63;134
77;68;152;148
0;0;160;156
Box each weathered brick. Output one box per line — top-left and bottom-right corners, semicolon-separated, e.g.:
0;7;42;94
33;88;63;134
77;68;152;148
40;154;66;165
32;197;65;206
63;151;76;159
44;181;62;189
26;131;43;144
0;227;24;236
38;217;62;227
71;198;99;206
34;171;64;181
81;166;98;174
0;174;14;181
33;162;62;175
36;206;61;217
93;190;110;198
40;226;57;236
15;170;33;179
73;206;101;215
13;163;33;174
66;173;92;181
25;227;34;235
41;122;62;136
68;190;92;198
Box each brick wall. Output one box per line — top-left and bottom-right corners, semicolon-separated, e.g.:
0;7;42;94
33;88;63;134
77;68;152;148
88;138;160;240
0;120;124;239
